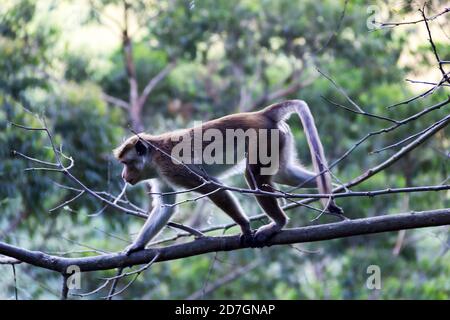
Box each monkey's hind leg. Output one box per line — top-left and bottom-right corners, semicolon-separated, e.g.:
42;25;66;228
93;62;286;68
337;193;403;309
196;183;253;240
245;164;288;246
274;163;344;215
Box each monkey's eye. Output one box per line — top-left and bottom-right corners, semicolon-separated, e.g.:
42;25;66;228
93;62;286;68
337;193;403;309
135;140;148;156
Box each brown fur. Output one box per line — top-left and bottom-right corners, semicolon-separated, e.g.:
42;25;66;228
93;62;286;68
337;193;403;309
113;133;153;159
114;111;276;159
115;100;342;253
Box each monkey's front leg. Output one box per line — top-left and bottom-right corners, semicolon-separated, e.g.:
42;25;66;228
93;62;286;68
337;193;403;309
123;181;177;255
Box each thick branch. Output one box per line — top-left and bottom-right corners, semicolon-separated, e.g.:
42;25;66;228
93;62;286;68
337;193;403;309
0;209;449;273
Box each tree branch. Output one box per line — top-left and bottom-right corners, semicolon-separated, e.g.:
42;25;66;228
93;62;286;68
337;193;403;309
420;7;450;85
0;209;449;273
61;274;69;300
251;69;314;110
376;7;449;28
102;93;129;109
137;61;177;109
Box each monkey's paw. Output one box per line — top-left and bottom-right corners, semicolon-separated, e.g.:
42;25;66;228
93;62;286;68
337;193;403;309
327;202;344;215
253;224;279;247
239;230;256;247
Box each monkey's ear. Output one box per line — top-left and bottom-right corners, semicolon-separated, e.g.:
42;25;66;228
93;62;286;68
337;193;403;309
135;140;148;156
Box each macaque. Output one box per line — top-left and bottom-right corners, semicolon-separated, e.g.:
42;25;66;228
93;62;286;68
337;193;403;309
114;99;343;255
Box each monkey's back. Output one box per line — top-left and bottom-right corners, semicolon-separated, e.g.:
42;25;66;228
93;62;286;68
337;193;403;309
152;110;286;188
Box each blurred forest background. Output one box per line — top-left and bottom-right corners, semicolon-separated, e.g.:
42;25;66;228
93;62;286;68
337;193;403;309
0;0;449;299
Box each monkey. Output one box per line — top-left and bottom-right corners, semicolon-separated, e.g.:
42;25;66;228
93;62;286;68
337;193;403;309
114;99;343;255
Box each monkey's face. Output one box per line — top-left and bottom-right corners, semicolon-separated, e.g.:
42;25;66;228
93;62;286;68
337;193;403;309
121;160;144;185
118;140;155;185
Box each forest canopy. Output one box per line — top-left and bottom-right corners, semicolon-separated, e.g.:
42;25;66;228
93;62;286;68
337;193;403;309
0;0;449;300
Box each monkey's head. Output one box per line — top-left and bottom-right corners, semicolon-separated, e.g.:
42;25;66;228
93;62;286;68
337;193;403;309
113;134;156;185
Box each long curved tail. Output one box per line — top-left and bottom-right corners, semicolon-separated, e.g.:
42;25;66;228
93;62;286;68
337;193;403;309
263;99;342;213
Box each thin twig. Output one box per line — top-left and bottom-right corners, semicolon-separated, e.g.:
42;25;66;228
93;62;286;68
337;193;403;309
12;264;18;300
420;7;450;85
375;7;450;28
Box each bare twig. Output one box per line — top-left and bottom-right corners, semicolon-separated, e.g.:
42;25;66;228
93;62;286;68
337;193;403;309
405;79;450;87
137;61;177;109
167;222;205;238
322;96;398;124
49;191;85;212
420;7;450;85
370;116;449;154
12;265;18;300
61;273;69;300
102;93;129;110
375;7;450;28
107;267;124;300
387;73;449;109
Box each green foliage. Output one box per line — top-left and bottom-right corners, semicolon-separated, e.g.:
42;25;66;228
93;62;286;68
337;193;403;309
0;0;449;300
0;0;58;99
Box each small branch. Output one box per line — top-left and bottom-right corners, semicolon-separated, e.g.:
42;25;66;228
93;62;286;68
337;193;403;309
61;274;69;300
286;111;450;209
12;265;18;300
252;75;314;110
137;61;177;109
387;73;449;108
405;79;450;87
12;122;148;219
420;7;450;85
322;96;398;124
107;267;124;300
370;116;449;154
102;93;129;110
49;191;85;212
11;150;59;167
314;0;349;53
102;253;160;281
317;68;364;112
342;115;450;190
317;97;450;179
375;7;450;28
167;222;205;238
11;264;19;300
100;253;160;299
72;280;110;298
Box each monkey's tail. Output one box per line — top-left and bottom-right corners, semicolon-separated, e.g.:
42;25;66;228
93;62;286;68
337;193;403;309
263;100;337;211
